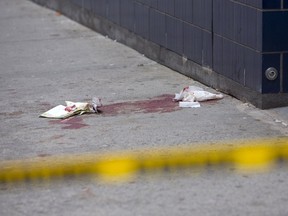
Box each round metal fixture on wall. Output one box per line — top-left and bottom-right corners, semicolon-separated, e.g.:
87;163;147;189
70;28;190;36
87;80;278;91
265;67;278;81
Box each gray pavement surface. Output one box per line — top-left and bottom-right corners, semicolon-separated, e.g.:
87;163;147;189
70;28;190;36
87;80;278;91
0;0;288;215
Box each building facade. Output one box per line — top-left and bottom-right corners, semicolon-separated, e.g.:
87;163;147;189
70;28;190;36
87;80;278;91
31;0;288;108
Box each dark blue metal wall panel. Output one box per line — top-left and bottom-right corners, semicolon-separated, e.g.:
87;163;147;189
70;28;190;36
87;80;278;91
107;0;120;24
120;0;135;31
135;2;149;39
262;54;281;93
174;0;192;23
213;35;262;92
150;0;158;9
221;37;235;81
69;0;288;94
149;9;166;47
82;0;92;10
263;0;282;9
92;0;106;18
213;0;262;51
71;0;81;6
234;0;262;8
166;15;183;55
202;31;212;68
244;49;262;93
262;11;288;52
243;6;262;51
284;54;288;92
157;0;174;15
233;41;245;85
285;0;288;8
183;23;203;65
233;0;282;9
136;0;150;5
212;35;223;76
192;0;212;31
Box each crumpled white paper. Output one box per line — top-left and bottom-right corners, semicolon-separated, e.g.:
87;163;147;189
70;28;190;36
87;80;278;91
40;98;102;119
174;86;223;108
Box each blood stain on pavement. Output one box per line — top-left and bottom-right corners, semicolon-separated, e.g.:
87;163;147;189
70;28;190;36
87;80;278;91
48;95;179;127
37;153;52;157
49;117;88;129
99;94;180;116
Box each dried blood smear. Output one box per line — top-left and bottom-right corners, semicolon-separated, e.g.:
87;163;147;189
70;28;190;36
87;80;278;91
100;94;180;116
49;117;88;129
48;95;180;129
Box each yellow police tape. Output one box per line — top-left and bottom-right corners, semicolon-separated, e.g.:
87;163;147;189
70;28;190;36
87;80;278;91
1;137;288;184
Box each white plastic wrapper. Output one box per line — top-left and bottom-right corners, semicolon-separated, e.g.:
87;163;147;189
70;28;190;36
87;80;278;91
40;98;102;119
179;101;201;108
92;97;102;113
174;86;223;108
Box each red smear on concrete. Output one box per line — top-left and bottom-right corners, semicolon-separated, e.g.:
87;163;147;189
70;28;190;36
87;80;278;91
38;153;52;157
99;94;180;116
49;117;88;129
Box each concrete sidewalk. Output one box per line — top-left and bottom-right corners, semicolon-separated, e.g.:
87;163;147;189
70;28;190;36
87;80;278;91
0;1;287;216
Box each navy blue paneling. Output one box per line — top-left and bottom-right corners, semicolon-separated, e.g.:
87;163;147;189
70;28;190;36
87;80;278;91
135;2;149;39
234;3;242;44
107;0;120;24
214;0;262;51
149;9;166;46
233;42;245;85
284;54;288;92
212;35;223;74
213;0;233;38
262;54;281;93
263;11;288;52
213;36;262;92
285;0;288;8
244;49;262;92
202;31;212;68
214;36;245;84
250;0;262;9
82;0;92;10
233;0;281;9
166;0;175;15
70;0;288;95
192;0;202;28
120;0;135;31
174;1;183;19
218;38;245;85
233;0;262;9
137;0;150;5
166;15;183;55
175;0;192;23
248;0;262;8
71;0;81;6
150;0;158;9
92;0;106;17
243;6;261;50
222;0;234;40
222;38;235;80
183;23;202;65
157;0;165;12
213;0;224;36
157;0;174;15
192;0;212;31
263;0;281;9
203;0;213;31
